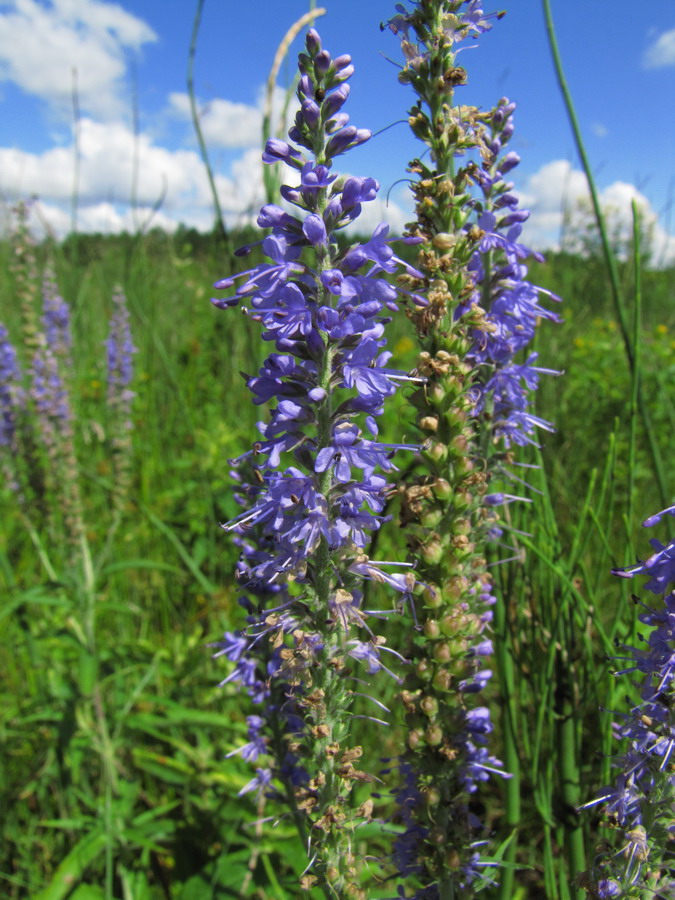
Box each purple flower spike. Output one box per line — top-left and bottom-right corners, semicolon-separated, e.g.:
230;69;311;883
212;31;423;886
0;323;22;452
584;504;675;891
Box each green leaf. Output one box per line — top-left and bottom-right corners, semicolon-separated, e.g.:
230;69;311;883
0;589;69;623
68;886;105;900
130;748;193;785
32;830;108;900
143;510;219;595
178;849;252;899
39;818;97;831
99;559;184;577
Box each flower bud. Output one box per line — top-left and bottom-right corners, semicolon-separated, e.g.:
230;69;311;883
423;619;440;639
445;849;462;870
416;658;433;680
427;381;447;406
433;642;451;663
431;478;452;500
419;415;438;433
440;613;461;636
408;728;424;750
433;668;452;691
420;695;438;717
420;507;442;529
422;536;444;565
422;786;441;806
432;232;456;251
315;49;331;73
429;826;446;845
423;583;442;608
425;724;443;746
424;441;448;464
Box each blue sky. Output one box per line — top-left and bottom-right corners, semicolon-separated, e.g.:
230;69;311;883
1;0;674;260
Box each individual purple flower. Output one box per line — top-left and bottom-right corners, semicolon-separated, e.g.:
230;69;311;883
238;767;272;798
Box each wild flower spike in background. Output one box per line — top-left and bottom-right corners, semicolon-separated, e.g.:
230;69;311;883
106;288;137;511
385;2;559;896
581;506;675;898
42;267;73;368
211;27;427;899
0;323;22;491
30;305;84;552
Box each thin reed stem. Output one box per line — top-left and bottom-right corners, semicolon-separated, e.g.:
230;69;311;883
261;5;326;205
494;589;520;900
542;0;668;507
187;0;229;245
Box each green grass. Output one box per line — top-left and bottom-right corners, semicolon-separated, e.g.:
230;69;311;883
0;228;673;898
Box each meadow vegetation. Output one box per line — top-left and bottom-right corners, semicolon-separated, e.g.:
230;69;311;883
0;219;673;898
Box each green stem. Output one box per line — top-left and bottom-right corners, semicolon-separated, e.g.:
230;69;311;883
556;651;585;898
542;0;668;506
627;200;642;548
187;0;229;245
494;591;520;900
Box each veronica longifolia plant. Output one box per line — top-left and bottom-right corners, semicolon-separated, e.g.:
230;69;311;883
581;506;675;898
211;29;426;898
383;2;559;896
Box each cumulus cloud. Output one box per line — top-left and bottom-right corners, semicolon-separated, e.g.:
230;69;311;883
168;84;294;150
643;28;675;68
519;159;675;265
0;116;269;236
0;0;157;118
0;111;410;238
169;93;263;150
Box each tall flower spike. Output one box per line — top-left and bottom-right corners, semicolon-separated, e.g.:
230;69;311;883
384;2;556;896
581;509;675;897
10;202;41;355
42;266;73;368
0;324;21;452
106;288;137;511
212;29;423;899
31;333;84;550
0;323;23;494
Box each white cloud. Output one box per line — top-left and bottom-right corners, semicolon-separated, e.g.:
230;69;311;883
28;199;181;237
0;0;156;118
168;84;295;151
0;116;267;236
169;93;263;150
519;159;675;265
643;27;675;69
0;108;411;239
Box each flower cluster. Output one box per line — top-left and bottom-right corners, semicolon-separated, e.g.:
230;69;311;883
2;221;137;548
0;324;22;452
106;288;137;510
382;3;557;896
211;29;424;897
464;97;562;448
582;505;675;896
42;267;72;367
